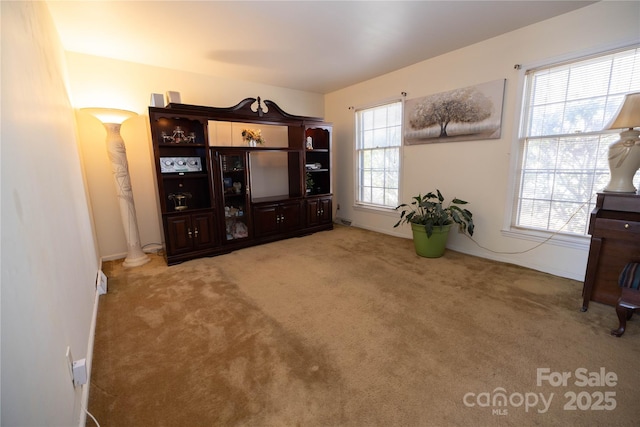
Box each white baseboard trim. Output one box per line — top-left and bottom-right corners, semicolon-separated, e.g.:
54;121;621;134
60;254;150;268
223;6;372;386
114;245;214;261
79;266;103;427
348;224;585;281
446;243;585;282
101;244;164;263
101;252;127;262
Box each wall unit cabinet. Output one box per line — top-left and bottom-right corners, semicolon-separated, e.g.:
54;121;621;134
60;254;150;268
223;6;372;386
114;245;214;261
149;98;332;264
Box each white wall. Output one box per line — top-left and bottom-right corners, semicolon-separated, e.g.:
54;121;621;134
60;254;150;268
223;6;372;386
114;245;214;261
325;1;640;280
67;53;325;260
1;2;100;425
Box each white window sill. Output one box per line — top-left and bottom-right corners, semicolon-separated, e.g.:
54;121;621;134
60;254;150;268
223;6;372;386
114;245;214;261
353;203;398;218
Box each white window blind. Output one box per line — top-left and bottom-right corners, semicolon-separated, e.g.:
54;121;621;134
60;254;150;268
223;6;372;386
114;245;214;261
356;101;402;208
515;46;640;235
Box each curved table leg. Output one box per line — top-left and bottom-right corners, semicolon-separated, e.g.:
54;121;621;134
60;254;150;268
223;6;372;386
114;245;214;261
611;303;629;337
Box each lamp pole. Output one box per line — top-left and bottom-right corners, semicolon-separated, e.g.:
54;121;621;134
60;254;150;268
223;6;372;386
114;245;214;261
84;108;150;267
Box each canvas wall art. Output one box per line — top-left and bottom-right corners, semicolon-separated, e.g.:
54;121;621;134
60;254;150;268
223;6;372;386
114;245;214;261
404;79;506;145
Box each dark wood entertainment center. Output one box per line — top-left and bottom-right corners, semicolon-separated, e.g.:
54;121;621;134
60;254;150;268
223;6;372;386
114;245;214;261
149;98;333;265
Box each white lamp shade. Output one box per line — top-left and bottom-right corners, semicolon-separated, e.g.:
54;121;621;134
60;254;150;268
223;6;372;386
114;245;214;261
82;108;137;124
604;92;640;130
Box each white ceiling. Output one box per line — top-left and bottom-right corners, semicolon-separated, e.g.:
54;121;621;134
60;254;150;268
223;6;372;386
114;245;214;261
47;1;596;94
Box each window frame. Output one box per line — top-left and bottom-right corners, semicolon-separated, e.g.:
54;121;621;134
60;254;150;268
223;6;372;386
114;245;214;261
503;43;640;248
353;98;404;211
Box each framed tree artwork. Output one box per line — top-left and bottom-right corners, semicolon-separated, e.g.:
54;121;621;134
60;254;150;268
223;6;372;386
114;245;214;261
404;79;506;145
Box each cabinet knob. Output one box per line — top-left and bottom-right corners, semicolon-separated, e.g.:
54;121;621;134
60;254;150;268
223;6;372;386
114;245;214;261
624;223;630;229
194;228;199;237
187;228;193;238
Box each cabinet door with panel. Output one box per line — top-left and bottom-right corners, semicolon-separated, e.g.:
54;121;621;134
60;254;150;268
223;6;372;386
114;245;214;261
191;211;218;250
165;210;218;256
217;151;252;243
306;196;332;227
253;200;302;237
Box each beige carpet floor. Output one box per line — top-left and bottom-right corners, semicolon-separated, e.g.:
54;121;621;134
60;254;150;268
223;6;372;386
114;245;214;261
88;225;640;426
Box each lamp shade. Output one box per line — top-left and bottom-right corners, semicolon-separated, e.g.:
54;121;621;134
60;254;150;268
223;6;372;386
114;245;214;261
82;108;137;124
604;92;640;130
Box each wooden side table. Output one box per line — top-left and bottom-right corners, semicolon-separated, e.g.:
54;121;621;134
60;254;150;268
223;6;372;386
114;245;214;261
581;193;640;311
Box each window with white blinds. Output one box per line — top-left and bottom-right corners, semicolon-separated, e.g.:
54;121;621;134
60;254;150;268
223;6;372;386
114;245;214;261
355;101;402;209
515;46;640;235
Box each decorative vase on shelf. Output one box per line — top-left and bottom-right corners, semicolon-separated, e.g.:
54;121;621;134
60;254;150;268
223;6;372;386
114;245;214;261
241;128;264;147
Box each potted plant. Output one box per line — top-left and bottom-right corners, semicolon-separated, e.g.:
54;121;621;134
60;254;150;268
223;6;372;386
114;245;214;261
305;172;315;195
394;189;474;258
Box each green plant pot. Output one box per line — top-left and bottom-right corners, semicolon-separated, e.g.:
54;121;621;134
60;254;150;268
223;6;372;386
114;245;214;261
410;223;452;258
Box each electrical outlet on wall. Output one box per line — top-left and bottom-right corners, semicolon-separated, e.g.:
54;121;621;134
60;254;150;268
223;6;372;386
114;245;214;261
96;270;107;295
72;359;87;386
65;347;74;386
65;346;88;387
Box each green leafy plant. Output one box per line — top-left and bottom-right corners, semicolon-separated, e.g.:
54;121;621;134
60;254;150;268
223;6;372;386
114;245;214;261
305;172;315;193
394;189;474;237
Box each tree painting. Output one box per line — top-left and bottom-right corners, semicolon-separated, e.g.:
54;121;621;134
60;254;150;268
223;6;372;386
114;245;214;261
404;79;505;144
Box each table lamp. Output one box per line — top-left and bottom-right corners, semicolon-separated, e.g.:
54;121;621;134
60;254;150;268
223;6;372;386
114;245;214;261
83;108;150;267
602;92;640;193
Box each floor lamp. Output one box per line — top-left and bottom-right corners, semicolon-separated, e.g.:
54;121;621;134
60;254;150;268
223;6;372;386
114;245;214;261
83;108;150;267
603;92;640;193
